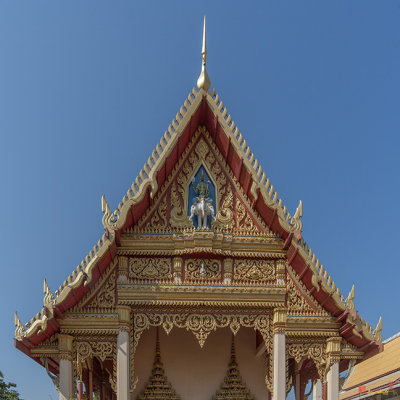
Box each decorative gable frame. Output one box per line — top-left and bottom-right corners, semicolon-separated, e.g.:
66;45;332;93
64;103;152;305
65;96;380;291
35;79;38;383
14;86;382;368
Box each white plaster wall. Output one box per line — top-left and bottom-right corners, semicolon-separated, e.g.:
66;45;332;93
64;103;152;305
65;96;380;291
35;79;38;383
132;326;268;400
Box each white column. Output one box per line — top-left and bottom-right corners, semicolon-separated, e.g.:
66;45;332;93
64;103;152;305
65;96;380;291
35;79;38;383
273;332;286;400
117;329;130;400
313;379;323;400
58;334;74;400
117;306;131;400
59;358;73;400
327;363;339;400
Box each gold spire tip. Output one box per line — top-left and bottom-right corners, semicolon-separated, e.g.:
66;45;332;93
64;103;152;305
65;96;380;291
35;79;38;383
197;16;211;91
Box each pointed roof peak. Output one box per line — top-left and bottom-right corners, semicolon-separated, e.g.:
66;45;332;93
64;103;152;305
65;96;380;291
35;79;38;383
197;16;211;91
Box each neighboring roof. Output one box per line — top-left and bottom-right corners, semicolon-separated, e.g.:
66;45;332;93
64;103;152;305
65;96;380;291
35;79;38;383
14;86;382;357
340;334;400;400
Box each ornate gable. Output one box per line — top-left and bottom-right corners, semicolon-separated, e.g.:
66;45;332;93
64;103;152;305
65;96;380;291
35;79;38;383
15;88;381;364
286;266;329;316
133;126;269;236
71;262;117;313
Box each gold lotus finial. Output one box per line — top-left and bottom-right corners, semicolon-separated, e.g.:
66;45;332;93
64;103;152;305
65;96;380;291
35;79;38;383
197;16;211;91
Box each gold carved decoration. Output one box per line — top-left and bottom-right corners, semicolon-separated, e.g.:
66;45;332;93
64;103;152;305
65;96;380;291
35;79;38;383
71;263;117;312
131;313;272;391
75;340;115;362
147;196;167;228
137;329;181;400
206;151;226;198
286;268;329;316
215;185;234;228
86;271;116;310
135;126;273;236
184;258;221;280
129;258;172;280
195;138;209;159
288;343;327;382
234;259;275;282
287;278;316;315
264;314;274;393
213;335;254;400
133;313;270;350
170;182;192;228
137;328;180;400
235;199;259;234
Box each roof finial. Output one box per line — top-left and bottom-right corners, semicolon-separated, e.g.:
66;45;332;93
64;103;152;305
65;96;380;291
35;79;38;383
197;16;211;91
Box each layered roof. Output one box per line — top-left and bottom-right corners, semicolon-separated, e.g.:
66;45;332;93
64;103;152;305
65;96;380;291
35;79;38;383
340;333;400;400
15;85;382;354
14;19;382;358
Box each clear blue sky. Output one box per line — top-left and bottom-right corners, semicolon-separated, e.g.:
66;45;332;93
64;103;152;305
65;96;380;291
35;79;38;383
0;2;399;399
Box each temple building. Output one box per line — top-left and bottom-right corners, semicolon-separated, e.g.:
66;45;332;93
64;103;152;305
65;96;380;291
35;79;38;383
340;333;400;400
14;18;383;400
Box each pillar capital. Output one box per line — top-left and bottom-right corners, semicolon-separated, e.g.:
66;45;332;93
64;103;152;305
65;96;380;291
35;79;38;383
118;256;129;283
117;306;131;331
326;337;342;363
173;257;183;283
273;308;287;334
276;259;287;284
223;258;233;284
57;334;74;360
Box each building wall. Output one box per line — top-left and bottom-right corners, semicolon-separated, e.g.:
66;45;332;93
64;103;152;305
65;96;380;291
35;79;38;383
132;326;269;400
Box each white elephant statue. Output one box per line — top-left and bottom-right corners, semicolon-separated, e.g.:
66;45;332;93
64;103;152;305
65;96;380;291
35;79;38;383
189;197;216;229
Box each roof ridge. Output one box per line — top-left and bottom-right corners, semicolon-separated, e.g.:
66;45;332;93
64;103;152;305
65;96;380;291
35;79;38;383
384;332;400;343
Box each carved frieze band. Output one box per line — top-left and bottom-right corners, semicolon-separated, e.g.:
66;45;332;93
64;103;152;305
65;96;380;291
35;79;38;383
129;258;172;280
234;259;275;282
74;339;117;392
133;313;270;350
76;340;115;362
288;342;328;382
184;258;221;280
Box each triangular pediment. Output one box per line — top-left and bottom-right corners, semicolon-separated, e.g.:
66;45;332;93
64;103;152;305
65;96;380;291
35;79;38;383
71;261;117;313
129;126;270;236
101;88;303;238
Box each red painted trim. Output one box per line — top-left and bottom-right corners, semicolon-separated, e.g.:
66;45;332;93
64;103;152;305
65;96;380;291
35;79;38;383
359;341;374;352
269;209;277;227
115;228;121;247
320;292;333;307
53;305;64;320
299;264;309;279
340;324;356;336
336;310;350;323
283;231;294;250
287;247;298;265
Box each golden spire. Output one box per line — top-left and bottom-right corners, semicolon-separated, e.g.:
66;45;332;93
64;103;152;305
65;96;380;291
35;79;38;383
197;16;211;91
213;335;255;400
137;328;181;400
